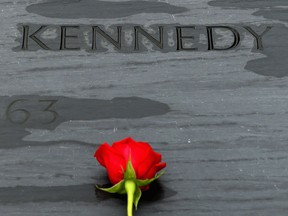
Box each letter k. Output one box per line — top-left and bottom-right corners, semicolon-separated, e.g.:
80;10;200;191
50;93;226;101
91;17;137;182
22;25;50;50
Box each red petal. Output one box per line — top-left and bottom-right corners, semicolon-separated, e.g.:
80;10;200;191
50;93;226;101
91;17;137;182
112;137;134;161
94;143;126;184
112;137;152;168
135;150;162;179
142;165;157;179
130;141;154;168
94;143;110;166
155;162;166;172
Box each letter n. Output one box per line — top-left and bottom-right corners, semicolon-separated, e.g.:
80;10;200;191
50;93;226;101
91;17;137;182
134;26;163;50
92;26;122;50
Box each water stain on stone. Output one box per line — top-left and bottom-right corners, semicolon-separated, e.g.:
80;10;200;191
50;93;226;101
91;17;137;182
244;24;288;78
0;184;97;203
26;0;189;19
208;0;288;77
0;95;170;148
208;0;288;9
0;182;176;203
96;181;176;203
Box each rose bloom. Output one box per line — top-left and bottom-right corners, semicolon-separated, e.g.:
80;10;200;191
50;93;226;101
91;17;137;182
94;137;166;191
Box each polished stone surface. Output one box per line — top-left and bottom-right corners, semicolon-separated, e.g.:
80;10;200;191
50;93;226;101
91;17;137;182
1;0;288;215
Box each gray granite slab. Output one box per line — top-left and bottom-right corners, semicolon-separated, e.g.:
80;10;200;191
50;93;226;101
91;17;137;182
1;0;288;215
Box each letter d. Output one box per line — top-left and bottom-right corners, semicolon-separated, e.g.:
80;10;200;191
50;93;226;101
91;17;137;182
207;26;240;51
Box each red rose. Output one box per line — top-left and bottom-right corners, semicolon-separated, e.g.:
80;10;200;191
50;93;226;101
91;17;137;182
94;137;166;216
95;137;166;189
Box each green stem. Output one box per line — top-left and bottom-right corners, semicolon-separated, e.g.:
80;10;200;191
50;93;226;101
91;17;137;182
125;180;136;216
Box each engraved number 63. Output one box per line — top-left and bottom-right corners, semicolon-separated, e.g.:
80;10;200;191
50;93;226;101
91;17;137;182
6;99;59;124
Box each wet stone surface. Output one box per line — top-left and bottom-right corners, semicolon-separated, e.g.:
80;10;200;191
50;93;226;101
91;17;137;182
1;0;288;216
208;0;288;77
